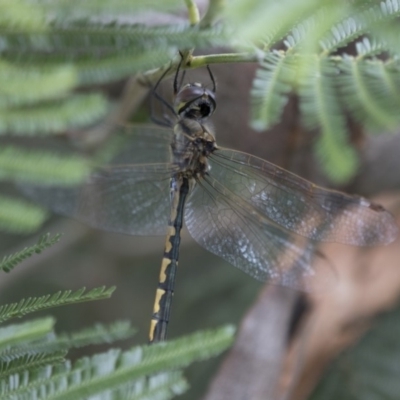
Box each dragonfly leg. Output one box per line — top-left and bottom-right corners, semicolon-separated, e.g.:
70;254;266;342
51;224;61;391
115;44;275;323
173;55;185;95
206;65;216;93
150;66;176;125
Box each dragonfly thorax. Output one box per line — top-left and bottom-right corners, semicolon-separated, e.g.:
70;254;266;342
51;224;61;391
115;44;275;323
174;83;216;121
172;118;216;179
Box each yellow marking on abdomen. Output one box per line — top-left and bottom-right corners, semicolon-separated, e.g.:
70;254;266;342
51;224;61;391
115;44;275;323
149;319;158;342
152;288;165;314
159;257;171;283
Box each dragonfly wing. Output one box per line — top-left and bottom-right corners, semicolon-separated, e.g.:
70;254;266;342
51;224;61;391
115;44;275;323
185;176;316;287
20;125;177;236
208;149;398;246
22;164;174;236
102;125;173;165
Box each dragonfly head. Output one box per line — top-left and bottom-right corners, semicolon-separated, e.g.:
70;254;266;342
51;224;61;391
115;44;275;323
174;82;216;121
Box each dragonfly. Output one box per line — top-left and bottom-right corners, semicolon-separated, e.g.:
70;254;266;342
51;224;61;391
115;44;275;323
21;62;398;343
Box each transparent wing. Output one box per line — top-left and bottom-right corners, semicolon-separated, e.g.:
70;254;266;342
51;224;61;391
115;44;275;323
185;147;398;286
22;164;174;235
185;175;316;287
97;124;173;165
21;125;177;236
207;149;398;246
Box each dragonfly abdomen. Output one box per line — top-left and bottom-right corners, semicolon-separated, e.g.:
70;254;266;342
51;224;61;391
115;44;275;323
149;175;189;343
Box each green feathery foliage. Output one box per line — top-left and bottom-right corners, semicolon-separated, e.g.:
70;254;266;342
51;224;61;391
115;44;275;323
0;61;77;108
0;195;48;234
0;233;61;272
0;286;116;324
0;145;90;184
0;141;90;233
36;0;183;18
0;325;234;400
0;94;109;135
226;0;325;44
0;227;234;400
13;321;136;354
76;48;173;85
0;0;47;31
52;320;136;349
299;55;358;180
0;321;135;361
141;325;235;368
247;0;400;181
0;350;67;379
0;317;55;351
251;51;296;131
338;56;400;131
0;5;226;87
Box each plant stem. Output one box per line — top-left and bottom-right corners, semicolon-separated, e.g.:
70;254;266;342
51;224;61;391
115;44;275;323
201;0;226;28
190;52;260;68
184;0;200;25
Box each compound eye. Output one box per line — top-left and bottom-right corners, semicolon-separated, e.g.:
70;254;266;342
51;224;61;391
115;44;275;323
174;85;216;121
185;100;213;120
199;102;212;118
175;85;204;107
